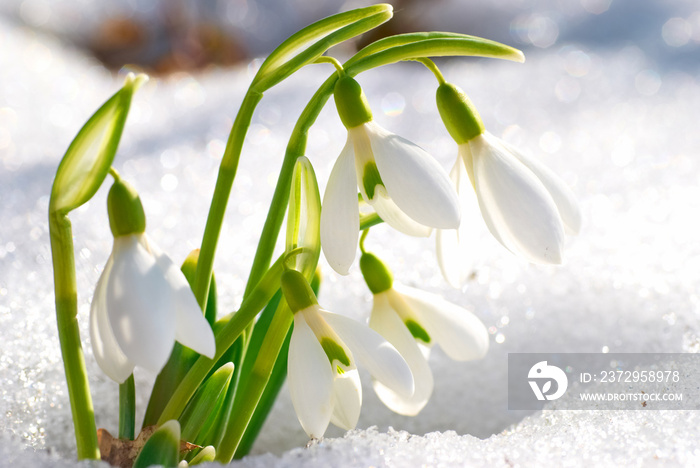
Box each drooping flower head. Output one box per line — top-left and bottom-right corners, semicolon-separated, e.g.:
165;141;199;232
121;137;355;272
321;74;460;275
280;269;414;439
360;251;489;415
435;82;581;285
90;176;215;383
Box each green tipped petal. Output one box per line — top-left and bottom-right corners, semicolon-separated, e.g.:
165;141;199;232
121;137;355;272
362;161;384;200
320;337;351;368
405;319;431;344
50;73;147;214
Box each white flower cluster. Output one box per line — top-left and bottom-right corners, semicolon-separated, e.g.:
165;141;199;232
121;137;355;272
88;73;579;442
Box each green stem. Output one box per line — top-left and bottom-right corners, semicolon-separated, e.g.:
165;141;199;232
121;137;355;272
193;89;264;311
192;6;396;306
214;70;337;465
119;374;135;440
242;74;339;298
313;56;344;75
359;228;370;254
215;302;293;463
413;57;446;84
48;212;99;460
158;65;335;430
360;212;383;231
157;256;285;425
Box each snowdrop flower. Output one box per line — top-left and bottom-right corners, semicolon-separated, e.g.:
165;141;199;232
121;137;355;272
90;177;215;383
281;269;414;438
360;252;489;415
321;74;460;275
435;82;581;284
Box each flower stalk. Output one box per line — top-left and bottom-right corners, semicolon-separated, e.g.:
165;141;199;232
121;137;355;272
48;73;146;460
49;213;100;459
119;375;136;440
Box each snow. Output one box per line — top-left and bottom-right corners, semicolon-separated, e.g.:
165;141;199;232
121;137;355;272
2;1;700;467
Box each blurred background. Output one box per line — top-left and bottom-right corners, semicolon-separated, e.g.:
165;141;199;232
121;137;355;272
2;0;700;462
1;0;698;75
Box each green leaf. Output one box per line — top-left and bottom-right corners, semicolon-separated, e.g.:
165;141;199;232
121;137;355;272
189;446;216;465
188;377;231;449
189;332;245;450
142;343;197;429
345;32;525;74
180;249;218;326
253;4;392;91
285;156;321;278
119;374;136;440
179;362;235;442
49;73;147;214
132;420;181;468
156;255;287;427
234;321;291;458
359;212;383;231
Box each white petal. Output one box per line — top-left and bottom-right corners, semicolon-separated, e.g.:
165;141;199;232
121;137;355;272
369;292;433;416
349;125;374;202
371;186;432;237
329;368;362;431
106;235;176;375
436;156;482;288
148;238;215;359
393;284;489;362
320;310;414;399
459;142;476;189
502;139;582;235
321;137;360;275
367;122;460;229
89;253;135;383
288;314;334;439
469;133;565;264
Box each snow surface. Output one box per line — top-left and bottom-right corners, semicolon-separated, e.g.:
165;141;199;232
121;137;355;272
2;2;700;467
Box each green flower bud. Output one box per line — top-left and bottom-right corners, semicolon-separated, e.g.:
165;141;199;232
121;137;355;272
334;75;373;129
281;269;319;313
189;446;216;465
360;252;393;294
436;82;484;144
107;178;146;237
